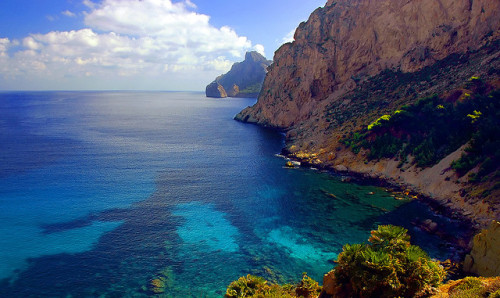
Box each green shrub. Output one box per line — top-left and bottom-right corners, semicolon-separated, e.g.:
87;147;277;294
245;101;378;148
368;114;391;130
333;225;446;297
225;274;269;297
224;274;303;298
447;277;491;298
294;273;322;298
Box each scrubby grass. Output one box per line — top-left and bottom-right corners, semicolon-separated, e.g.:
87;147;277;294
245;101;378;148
437;276;500;298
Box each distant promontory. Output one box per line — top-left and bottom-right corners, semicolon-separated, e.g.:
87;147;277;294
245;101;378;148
205;51;272;98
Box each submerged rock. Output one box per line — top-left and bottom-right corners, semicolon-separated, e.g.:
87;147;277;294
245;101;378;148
149;278;165;294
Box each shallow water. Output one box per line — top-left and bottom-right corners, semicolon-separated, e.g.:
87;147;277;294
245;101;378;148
0;92;468;297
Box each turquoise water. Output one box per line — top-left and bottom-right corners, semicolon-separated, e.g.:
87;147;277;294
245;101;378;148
0;92;467;297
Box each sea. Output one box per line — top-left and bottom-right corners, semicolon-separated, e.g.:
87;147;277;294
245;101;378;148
0;91;469;297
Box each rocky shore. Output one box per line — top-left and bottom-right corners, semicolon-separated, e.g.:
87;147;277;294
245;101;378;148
235;0;500;228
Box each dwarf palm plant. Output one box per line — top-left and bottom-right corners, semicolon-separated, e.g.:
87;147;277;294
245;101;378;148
334;225;445;297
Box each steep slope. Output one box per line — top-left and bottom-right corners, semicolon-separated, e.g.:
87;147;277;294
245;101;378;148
206;51;272;98
235;0;500;226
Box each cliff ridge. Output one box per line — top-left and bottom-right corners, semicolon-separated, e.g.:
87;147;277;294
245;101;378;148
206;51;272;98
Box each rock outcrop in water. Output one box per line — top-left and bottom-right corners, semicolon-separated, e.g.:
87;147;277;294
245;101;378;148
205;51;272;98
235;0;500;226
205;81;228;98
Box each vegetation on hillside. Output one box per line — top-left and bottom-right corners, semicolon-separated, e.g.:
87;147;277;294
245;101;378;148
239;83;264;95
341;78;500;182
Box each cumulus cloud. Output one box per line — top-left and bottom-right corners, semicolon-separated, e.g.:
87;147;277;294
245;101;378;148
0;0;259;90
253;44;265;57
0;38;9;53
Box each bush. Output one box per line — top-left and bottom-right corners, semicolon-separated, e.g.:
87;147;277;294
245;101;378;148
224;274;303;298
225;275;268;297
295;273;322;298
333;225;446;297
446;276;500;298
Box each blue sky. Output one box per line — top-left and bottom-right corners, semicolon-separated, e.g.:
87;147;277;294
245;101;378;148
0;0;325;90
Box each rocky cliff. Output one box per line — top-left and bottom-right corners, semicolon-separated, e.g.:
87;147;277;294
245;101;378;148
205;51;272;98
464;221;500;277
236;0;500;226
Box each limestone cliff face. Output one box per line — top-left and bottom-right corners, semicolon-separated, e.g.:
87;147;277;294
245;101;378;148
464;221;500;277
205;51;272;98
235;0;500;225
237;0;499;126
205;81;228;98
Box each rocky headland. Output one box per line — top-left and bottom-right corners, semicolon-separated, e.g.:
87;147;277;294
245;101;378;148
206;51;272;98
235;0;500;227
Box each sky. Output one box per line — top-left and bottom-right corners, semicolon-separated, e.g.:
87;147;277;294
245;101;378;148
0;0;326;91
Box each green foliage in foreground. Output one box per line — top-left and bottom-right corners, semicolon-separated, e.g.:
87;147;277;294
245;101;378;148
342;79;500;178
446;276;500;298
224;273;319;298
333;225;446;297
225;225;445;298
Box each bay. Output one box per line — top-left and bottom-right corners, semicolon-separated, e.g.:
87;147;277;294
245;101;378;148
0;92;467;297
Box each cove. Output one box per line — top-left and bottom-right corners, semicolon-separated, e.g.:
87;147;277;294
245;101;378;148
0;92;469;297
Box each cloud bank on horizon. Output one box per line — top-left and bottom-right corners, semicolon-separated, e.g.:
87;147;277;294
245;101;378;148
0;0;268;90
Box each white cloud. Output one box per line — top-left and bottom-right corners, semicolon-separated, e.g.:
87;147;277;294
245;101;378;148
253;44;265;57
46;15;58;22
62;10;76;17
0;0;256;90
83;0;96;9
0;38;9;53
184;0;197;9
22;37;41;50
281;29;296;44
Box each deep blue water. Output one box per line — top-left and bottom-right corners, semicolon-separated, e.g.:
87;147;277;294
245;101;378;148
0;92;469;297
